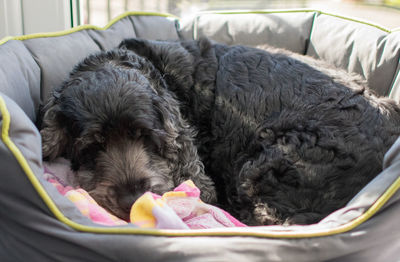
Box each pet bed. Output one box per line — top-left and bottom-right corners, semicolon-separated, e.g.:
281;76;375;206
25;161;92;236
1;10;400;261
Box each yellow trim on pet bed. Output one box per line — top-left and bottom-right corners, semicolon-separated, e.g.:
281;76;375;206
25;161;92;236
0;11;178;46
1;93;400;238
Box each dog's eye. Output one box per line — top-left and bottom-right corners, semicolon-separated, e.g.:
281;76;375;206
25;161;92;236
66;120;82;137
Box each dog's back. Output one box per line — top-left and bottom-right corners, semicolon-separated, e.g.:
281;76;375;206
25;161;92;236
208;44;400;224
120;38;400;225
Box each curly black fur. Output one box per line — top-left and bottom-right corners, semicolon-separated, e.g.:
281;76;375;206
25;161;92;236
40;48;216;220
120;37;400;225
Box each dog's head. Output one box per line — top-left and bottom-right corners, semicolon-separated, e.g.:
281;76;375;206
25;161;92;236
40;49;183;220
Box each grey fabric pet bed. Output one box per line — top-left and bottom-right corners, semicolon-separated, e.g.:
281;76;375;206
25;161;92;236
1;10;400;261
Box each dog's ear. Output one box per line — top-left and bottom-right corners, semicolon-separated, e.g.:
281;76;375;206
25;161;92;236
119;38;195;89
153;93;216;203
40;96;71;161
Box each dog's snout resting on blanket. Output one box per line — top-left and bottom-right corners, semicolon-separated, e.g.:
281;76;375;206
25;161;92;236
40;49;216;220
118;37;400;225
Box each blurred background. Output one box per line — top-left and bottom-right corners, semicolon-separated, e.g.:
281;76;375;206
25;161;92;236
82;0;400;29
0;0;399;39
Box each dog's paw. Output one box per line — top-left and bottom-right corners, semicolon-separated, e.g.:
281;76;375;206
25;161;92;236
238;151;300;198
252;202;282;225
238;202;282;225
237;158;281;199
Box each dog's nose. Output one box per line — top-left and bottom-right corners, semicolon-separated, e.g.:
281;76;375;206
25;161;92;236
118;193;142;213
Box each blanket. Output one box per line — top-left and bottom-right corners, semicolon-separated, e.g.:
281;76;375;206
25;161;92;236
43;159;246;229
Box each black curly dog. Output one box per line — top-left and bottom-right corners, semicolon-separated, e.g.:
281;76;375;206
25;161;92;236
41;37;400;225
40;48;216;221
119;38;400;225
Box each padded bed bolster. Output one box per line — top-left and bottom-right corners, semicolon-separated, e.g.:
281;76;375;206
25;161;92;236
0;41;40;121
87;16;137;51
87;15;180;51
179;11;316;54
23;31;101;103
130;15;180;40
307;14;400;96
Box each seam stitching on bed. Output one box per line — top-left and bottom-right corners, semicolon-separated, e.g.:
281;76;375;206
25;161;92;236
304;11;319;55
388;57;400;97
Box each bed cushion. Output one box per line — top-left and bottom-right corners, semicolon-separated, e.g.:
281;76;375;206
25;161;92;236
1;11;400;261
307;13;400;96
0;40;40;121
179;11;316;53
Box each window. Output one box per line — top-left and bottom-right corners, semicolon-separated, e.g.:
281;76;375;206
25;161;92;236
80;0;400;29
0;0;73;39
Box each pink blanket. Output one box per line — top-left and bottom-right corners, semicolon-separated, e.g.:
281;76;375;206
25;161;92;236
44;159;246;229
130;180;246;229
